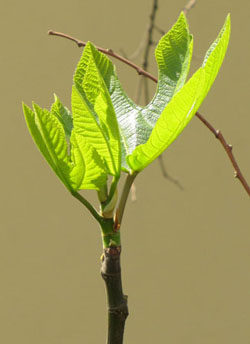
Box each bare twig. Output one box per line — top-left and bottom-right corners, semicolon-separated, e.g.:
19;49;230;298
158;156;184;190
183;0;196;15
48;30;157;83
122;26;149;61
48;30;250;196
153;24;165;35
131;0;160;200
196;112;250;196
136;0;183;190
142;0;158;71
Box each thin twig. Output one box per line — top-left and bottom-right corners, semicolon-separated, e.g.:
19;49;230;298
48;30;157;83
183;0;196;15
142;0;158;71
48;30;250;196
137;0;183;190
71;191;104;223
196;112;250;196
129;0;159;201
116;173;137;227
122;26;149;61
153;24;165;35
158;155;184;190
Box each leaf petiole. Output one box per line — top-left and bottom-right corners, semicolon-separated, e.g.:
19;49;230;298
71;190;103;224
116;172;138;227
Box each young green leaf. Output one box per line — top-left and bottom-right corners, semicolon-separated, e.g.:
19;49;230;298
73;43;121;177
141;12;193;126
73;15;192;172
23;103;57;172
23;103;73;191
69;131;107;190
127;14;231;172
127;68;206;171
72;84;120;177
200;14;231;101
51;95;73;139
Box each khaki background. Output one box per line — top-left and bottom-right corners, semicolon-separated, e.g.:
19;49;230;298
1;0;249;343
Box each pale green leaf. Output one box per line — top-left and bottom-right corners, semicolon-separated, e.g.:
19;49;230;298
141;12;193;126
73;14;192;171
200;14;231;100
23;103;73;190
127;15;231;172
69;131;107;190
23;103;56;171
127;69;205;171
51;95;73;139
73;44;121;176
72;85;120;177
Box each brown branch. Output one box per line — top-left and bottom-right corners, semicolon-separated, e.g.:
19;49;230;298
142;0;158;71
196;112;250;196
153;24;165;35
121;27;149;61
101;245;128;344
183;0;196;15
48;30;157;83
136;0;183;190
48;30;250;196
158;155;184;191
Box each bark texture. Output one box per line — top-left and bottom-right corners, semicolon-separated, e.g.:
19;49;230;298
101;246;128;344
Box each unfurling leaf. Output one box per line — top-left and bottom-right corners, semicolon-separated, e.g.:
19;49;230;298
23;103;73;191
23;102;107;192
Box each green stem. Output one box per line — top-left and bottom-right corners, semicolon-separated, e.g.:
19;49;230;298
100;218;121;248
107;176;119;204
100;176;119;219
117;172;137;226
71;190;103;224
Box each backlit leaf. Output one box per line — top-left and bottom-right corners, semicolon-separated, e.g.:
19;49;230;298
23;103;73;190
51;95;73;139
73;13;192;171
74;43;121;176
72;84;120;177
127;15;231;171
69;131;107;190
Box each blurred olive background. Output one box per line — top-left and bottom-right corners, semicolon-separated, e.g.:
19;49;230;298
0;0;249;343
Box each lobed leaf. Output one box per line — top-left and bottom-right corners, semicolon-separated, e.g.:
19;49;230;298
74;14;192;172
127;14;231;172
126;69;206;171
23;13;230;192
141;12;193;126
